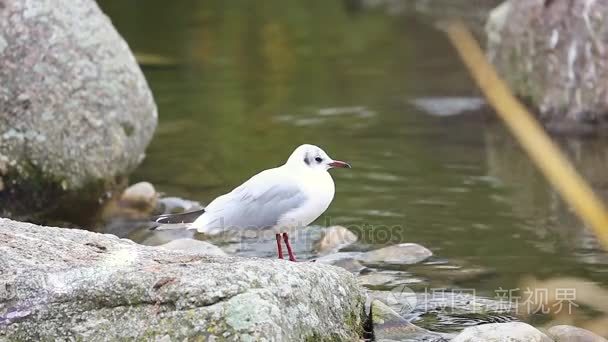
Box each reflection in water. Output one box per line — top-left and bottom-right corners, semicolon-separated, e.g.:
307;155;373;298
96;0;608;334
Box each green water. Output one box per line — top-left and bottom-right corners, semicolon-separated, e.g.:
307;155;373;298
99;0;608;328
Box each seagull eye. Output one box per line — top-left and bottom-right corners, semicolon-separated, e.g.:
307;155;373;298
315;157;323;163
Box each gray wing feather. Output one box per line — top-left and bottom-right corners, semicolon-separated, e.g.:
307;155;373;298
224;184;306;229
200;170;308;231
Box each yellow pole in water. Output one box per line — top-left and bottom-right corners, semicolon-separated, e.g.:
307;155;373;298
444;21;608;250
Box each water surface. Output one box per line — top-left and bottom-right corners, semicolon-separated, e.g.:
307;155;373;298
99;0;608;331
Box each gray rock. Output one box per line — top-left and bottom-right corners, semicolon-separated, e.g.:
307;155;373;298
486;0;608;133
315;225;358;255
359;273;398;288
159;238;227;257
371;300;448;342
360;243;432;266
315;252;368;273
315;251;364;265
330;258;367;274
452;322;553;342
547;325;608;342
0;0;157;215
0;218;365;341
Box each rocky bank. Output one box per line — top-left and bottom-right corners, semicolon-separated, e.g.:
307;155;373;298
0;218;365;341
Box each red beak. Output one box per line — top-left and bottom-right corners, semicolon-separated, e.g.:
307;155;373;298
329;160;351;168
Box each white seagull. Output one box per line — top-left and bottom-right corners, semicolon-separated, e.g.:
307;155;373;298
152;144;351;261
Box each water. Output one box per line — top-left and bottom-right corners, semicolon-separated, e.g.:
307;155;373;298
98;0;608;333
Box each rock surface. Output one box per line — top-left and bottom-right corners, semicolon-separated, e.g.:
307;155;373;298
452;322;553;342
547;325;608;342
486;0;608;133
0;0;157;215
0;218;365;341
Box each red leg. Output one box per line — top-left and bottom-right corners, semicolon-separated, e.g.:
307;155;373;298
282;232;297;262
275;233;284;259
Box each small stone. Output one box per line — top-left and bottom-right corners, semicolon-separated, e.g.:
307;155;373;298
314;225;358;255
121;181;157;204
115;181;158;216
452;322;553;342
159;238;226;257
371;300;446;341
547;325;608;342
360;243;432;266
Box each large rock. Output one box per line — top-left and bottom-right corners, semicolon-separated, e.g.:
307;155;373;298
486;0;608;133
452;322;553;342
0;0;157;216
0;218;365;341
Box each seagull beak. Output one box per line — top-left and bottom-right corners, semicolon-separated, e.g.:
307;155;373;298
329;160;351;168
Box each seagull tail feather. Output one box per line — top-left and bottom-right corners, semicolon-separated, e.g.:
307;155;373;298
149;208;205;230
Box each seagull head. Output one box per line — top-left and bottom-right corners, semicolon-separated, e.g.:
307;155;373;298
286;144;351;171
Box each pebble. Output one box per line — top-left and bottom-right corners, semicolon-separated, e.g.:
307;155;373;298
314;225;358;255
121;182;157;205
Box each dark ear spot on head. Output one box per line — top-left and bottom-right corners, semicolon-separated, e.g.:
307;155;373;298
303;155;311;165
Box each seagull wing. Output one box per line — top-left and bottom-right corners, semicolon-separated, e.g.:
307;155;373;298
192;167;308;234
